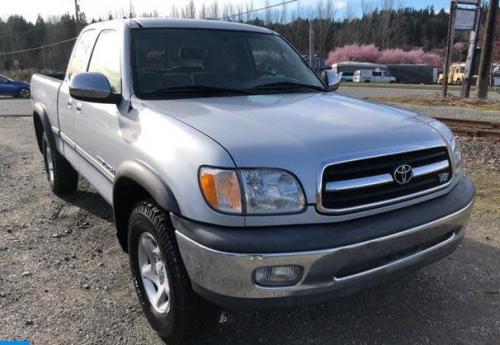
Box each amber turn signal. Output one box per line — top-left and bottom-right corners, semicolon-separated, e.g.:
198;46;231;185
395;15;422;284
199;167;242;213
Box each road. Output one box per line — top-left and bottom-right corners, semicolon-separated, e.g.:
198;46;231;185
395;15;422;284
0;99;499;345
0;97;32;116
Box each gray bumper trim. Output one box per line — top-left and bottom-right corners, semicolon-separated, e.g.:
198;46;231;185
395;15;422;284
175;199;473;300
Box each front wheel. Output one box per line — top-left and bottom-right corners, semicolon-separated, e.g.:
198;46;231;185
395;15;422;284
128;201;216;343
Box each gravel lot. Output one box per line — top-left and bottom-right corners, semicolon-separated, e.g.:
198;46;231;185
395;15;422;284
0;99;499;345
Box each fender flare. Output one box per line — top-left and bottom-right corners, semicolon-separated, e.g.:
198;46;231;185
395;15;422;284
33;102;56;152
113;160;180;214
113;160;181;251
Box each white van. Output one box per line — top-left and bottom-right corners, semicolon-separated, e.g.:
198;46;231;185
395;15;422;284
353;69;397;83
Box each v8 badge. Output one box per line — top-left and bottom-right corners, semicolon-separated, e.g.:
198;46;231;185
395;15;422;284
438;172;450;183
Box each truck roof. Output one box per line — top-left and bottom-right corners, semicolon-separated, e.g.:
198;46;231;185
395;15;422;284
86;18;274;34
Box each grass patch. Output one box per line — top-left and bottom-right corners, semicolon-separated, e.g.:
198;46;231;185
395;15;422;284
341;82;500;92
468;168;500;215
364;95;500;111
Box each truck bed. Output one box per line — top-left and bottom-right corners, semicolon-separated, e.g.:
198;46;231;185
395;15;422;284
31;74;63;130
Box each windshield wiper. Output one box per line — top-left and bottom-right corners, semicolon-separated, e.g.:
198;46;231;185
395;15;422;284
145;85;253;96
251;82;327;92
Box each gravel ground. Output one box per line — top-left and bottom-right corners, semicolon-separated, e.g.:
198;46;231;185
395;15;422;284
1;116;499;344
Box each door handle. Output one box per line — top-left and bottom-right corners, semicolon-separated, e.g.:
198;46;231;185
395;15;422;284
67;98;72;109
75;103;82;112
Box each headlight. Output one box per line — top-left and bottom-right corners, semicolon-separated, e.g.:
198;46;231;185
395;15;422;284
427;119;463;175
450;135;463;175
240;169;305;214
199;167;305;215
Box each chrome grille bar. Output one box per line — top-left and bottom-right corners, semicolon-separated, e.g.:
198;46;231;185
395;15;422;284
413;160;449;177
325;173;393;192
324;159;450;192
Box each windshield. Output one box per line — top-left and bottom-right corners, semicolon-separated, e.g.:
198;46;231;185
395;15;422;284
132;28;326;99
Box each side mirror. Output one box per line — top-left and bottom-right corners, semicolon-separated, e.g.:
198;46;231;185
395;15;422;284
321;70;341;91
69;72;119;104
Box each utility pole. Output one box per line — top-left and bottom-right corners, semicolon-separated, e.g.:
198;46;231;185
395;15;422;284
476;0;498;99
308;19;314;67
74;0;80;34
461;4;481;98
8;30;14;70
443;1;457;98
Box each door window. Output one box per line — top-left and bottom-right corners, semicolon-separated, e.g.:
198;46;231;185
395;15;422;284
88;30;121;93
67;29;97;80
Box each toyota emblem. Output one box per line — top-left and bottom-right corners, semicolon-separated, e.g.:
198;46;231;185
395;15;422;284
393;164;413;185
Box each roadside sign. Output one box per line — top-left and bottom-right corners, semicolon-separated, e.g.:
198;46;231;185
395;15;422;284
454;8;477;30
454;0;480;4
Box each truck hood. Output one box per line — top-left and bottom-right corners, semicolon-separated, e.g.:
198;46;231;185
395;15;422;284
143;93;445;202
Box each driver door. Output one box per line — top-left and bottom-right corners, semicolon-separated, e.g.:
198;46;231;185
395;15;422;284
73;29;123;202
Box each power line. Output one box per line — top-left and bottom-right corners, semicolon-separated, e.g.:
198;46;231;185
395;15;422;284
218;0;298;20
0;37;77;56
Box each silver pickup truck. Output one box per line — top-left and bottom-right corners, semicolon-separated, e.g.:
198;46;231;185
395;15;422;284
31;19;475;342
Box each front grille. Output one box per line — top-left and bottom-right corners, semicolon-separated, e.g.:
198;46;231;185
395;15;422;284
321;147;452;212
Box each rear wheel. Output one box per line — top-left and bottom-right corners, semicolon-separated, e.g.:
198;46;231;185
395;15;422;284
42;132;78;195
128;201;216;343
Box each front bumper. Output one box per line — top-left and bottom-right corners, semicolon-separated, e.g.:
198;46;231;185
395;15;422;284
173;178;475;309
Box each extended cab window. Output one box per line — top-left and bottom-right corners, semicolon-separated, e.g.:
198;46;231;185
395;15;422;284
132;28;325;98
88;30;121;93
67;29;96;80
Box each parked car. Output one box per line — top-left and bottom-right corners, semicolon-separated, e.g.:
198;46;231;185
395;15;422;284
339;71;353;82
31;19;475;343
0;74;30;98
331;61;388;82
353;69;397;83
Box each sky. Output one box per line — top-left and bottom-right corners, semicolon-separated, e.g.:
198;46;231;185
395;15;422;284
0;0;453;23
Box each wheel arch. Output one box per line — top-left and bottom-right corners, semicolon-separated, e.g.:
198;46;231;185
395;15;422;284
33;103;54;154
113;160;181;252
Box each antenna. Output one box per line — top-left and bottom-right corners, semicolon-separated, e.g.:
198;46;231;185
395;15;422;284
129;0;133;19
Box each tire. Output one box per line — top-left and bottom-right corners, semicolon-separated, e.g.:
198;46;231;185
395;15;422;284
17;87;30;98
42;132;78;196
128;200;216;343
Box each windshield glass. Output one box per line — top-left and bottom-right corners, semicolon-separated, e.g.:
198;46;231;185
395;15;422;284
132;28;325;99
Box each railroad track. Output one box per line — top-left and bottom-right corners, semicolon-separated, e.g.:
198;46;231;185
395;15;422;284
434;117;500;143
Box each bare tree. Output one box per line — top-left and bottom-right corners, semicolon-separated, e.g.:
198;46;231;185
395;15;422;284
264;0;272;24
315;0;337;54
181;1;196;19
170;5;180;18
244;1;254;22
200;4;207;19
208;1;220;20
344;2;356;21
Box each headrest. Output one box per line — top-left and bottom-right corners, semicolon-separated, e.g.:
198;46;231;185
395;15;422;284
179;47;204;60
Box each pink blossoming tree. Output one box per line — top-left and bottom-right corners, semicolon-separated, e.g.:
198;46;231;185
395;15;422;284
326;44;443;67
